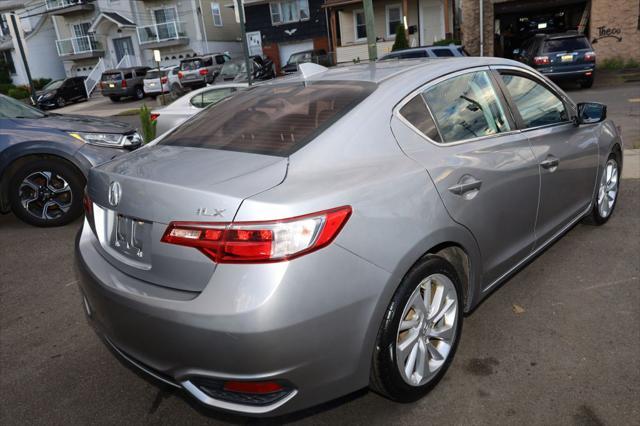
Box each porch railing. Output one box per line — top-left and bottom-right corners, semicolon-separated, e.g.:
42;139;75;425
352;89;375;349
137;21;187;44
46;0;88;11
56;35;102;56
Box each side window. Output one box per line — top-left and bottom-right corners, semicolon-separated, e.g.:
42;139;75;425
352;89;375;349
432;48;454;57
422;71;511;143
190;88;235;108
215;55;226;65
500;74;568;128
204;57;214;66
398;95;441;142
123;72;133;79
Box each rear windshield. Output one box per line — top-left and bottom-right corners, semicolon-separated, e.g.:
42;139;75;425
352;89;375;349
543;37;590;53
101;72;122;81
159;81;376;156
181;59;203;70
145;70;168;79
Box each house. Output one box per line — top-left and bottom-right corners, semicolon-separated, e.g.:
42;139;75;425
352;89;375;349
235;0;331;73
0;1;66;86
324;0;457;63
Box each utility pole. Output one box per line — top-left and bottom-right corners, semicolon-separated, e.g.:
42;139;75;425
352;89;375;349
363;0;376;61
9;12;35;104
235;0;253;85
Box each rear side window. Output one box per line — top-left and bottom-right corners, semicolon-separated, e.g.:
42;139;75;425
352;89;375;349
181;59;203;70
422;71;511;143
500;74;568;128
215;55;226;65
431;48;454;57
101;72;122;81
123;71;133;79
160;81;376;156
190;87;238;108
543;37;590;53
399;96;441;142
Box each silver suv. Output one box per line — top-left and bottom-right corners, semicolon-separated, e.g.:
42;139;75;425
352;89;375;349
178;53;230;89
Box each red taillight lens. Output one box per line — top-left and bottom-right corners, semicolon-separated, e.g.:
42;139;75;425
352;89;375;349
199;69;208;76
150;113;159;121
178;71;183;79
584;51;596;62
223;381;284;394
534;56;550;65
121;79;127;88
161;206;352;263
160;76;168;84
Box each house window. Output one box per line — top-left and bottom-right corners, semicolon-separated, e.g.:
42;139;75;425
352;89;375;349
354;10;366;40
72;22;91;38
386;4;402;37
0;14;9;37
269;0;310;25
153;7;177;24
211;3;223;27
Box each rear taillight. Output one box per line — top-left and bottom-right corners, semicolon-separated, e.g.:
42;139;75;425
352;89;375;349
160;76;168;84
161;206;352;263
121;79;127;88
178;71;183;79
150;113;159;121
199;69;208;76
533;56;550;65
584;51;596;62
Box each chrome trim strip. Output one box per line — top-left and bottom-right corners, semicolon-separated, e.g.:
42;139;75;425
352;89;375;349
181;380;298;415
540;69;594;76
103;336;182;389
482;203;592;294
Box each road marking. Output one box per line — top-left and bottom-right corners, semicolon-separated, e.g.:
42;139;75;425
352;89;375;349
629;98;640;103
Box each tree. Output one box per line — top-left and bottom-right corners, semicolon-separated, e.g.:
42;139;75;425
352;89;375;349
392;23;409;51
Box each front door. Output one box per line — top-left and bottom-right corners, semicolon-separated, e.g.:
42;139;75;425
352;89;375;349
420;0;444;44
113;36;134;64
391;69;540;288
494;69;599;245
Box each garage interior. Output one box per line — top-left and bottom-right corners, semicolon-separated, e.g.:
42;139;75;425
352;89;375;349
493;0;590;58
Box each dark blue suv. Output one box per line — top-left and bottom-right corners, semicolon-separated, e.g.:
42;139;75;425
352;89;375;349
514;33;596;89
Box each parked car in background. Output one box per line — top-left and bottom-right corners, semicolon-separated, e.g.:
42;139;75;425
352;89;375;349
178;53;230;89
100;67;150;102
378;44;468;60
143;67;182;98
513;32;596;88
77;58;622;416
281;49;332;74
0;94;141;227
219;56;276;82
151;83;247;134
35;77;87;109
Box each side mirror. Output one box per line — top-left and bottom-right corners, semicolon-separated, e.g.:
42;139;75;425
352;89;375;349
577;102;607;124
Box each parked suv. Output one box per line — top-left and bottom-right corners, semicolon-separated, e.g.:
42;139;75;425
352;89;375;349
378;44;468;60
35;77;87;109
514;32;596;88
100;67;150;101
143;67;182;97
178;53;230;89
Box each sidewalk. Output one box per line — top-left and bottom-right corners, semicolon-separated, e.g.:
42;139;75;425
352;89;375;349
55;94;151;117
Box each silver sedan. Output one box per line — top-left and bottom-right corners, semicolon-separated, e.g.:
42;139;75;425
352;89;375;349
77;58;622;416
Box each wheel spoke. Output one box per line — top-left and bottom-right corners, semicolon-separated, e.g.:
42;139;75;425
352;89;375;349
408;288;428;316
399;317;420;332
415;340;427;381
397;329;419;362
404;340;419;379
427;341;445;362
428;284;444;320
429;323;455;342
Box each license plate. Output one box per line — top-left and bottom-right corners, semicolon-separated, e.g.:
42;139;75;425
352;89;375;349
110;214;151;260
149;83;155;87
109;83;115;88
561;54;574;62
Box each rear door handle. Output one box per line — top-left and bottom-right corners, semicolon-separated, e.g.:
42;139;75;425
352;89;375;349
540;156;560;171
448;177;482;196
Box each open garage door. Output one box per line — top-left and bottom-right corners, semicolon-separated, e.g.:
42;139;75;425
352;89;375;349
494;0;589;58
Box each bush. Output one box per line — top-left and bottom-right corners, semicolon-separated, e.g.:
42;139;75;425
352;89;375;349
625;58;640;69
433;38;461;46
0;83;15;95
392;24;409;51
139;104;156;144
598;56;640;70
32;78;52;91
8;86;30;100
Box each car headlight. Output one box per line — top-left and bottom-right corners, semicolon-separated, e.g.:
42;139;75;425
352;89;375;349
69;132;142;148
43;91;55;99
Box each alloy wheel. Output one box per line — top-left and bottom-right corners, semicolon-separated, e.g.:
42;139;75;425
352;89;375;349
597;159;619;219
57;97;65;107
396;273;459;387
18;171;73;220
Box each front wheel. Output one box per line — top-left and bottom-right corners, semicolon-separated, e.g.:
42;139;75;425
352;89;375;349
56;96;65;108
8;159;85;227
370;256;463;402
579;77;594;89
135;87;144;100
585;154;620;225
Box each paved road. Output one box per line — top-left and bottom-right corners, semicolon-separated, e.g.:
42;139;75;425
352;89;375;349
1;178;638;425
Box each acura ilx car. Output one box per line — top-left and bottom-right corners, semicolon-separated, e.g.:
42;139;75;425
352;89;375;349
76;58;622;416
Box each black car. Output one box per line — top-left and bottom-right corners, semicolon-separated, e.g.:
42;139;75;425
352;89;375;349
281;49;332;74
0;94;141;227
35;77;87;109
219;56;276;82
514;32;596;88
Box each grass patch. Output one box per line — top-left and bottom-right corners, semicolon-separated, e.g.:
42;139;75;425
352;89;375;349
599;57;640;70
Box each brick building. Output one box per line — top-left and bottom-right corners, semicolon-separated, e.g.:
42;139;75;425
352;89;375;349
460;0;640;62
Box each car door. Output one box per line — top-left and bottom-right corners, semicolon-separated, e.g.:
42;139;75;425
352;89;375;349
493;67;598;246
391;68;540;288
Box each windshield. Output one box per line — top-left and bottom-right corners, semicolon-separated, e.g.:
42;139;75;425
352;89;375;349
0;94;46;119
180;59;203;71
287;52;312;65
42;80;64;91
159;81;376;156
543;37;590;53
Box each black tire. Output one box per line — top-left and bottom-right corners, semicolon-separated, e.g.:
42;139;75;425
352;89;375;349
8;159;85;227
584;153;620;225
135;86;144;100
170;83;181;94
579;77;594;89
370;255;463;402
56;96;65;108
109;96;120;102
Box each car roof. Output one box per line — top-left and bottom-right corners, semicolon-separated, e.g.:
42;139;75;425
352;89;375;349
278;57;523;85
103;66;148;72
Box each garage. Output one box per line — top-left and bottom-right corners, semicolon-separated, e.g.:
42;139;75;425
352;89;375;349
278;39;314;67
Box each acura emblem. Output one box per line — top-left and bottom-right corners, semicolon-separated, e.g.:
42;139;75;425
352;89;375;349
108;181;122;207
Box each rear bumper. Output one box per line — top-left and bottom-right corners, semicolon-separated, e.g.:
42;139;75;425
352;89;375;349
101;88;135;97
75;222;389;416
538;67;595;80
